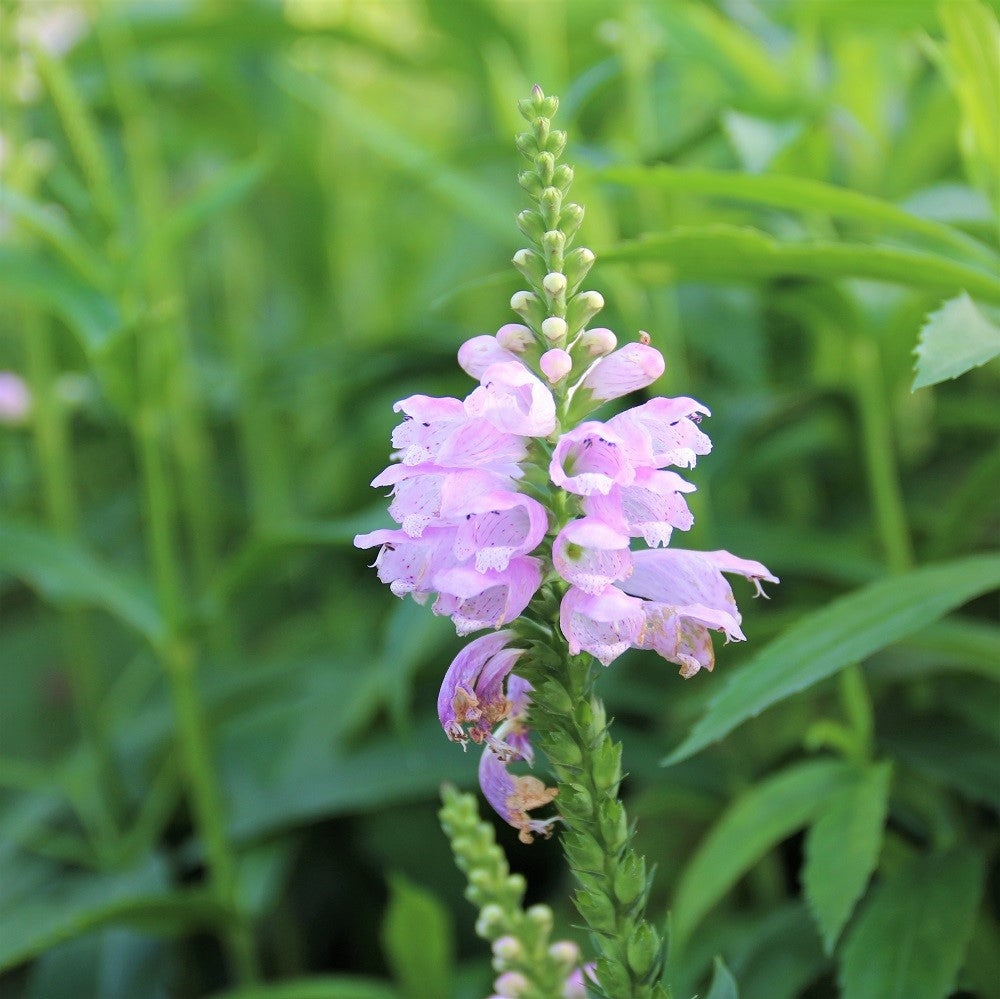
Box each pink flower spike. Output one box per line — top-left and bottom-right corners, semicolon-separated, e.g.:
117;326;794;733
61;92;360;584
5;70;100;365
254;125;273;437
549;422;634;496
433;556;543;635
540;348;572;384
451;489;549;572
458;335;522;380
464;361;556;437
577;342;665;402
552;517;633;594
559;585;645;666
478;726;558;844
437;632;524;746
609;396;712;469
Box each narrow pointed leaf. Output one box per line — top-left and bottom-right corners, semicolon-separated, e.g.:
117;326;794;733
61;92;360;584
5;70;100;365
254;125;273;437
664;554;1000;764
912;292;1000;389
705;956;740;999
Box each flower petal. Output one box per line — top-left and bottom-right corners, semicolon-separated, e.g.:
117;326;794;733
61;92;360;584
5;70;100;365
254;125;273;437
559;585;645;666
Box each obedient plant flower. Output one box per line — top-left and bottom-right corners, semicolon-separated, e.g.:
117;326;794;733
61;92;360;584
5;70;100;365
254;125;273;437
0;371;32;425
361;86;776;999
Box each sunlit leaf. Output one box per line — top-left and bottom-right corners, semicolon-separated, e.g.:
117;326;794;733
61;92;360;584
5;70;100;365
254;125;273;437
912;292;1000;389
664;554;1000;764
838;847;983;999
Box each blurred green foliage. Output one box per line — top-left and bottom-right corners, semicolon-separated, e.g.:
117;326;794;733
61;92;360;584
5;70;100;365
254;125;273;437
1;1;998;997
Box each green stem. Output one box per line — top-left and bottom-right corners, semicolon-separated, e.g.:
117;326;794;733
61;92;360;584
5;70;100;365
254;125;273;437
522;636;667;999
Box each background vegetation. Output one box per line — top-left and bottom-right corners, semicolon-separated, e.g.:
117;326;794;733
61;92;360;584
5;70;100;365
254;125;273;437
1;1;998;997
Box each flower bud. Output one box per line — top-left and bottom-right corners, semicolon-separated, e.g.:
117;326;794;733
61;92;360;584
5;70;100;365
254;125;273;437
512;247;546;287
542;271;567;296
494;971;530;997
595;956;631;997
540;186;562;227
626;923;661;980
543;726;582;765
563;829;604;872
517;170;543;198
545;129;567;157
591;739;622;792
541;348;572;383
506;873;527;899
542;229;566;271
548;940;581;968
532;116;551;149
511;290;544;328
535;151;555;185
566;290;604;335
541;316;568;342
514;131;538;160
0;372;32;425
598;798;628;853
559;202;584;240
496;323;534;352
561;782;594;819
526;903;554;933
574;888;617;934
553;163;574;191
476;903;506;936
516;209;545;243
492;935;524;962
613;852;647;906
577;327;617;356
564;246;595;290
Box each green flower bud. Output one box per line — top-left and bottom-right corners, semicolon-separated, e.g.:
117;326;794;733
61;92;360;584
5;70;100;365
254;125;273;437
552;163;574;191
598;799;628;854
536;151;556;186
613;853;647;906
575;888;617;934
536;677;573;714
515;131;539;160
526;903;554;934
512;248;546;288
532;116;551;149
591;740;622;792
563;829;605;873
510;290;545;329
476;903;506;937
566;290;604;336
595;956;632;996
559;782;594;820
545;129;568;157
559;202;584;240
538;94;559;119
564;246;595;291
517;170;544;198
540;186;563;228
541;229;565;271
541;316;568;342
543;728;583;767
516;209;546;243
627;923;662;981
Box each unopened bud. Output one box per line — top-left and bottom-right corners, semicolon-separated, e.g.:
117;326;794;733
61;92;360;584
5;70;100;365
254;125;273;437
559;202;584;240
516;210;545;243
566;291;605;335
564;246;596;290
511;291;544;328
578;327;617;356
540;348;572;383
517;170;543;197
542;271;567;296
476;903;505;936
591;739;622;792
548;940;581;967
536;151;555;185
545;129;567;157
526;904;554;933
553;163;574;191
541;229;566;271
496;323;534;352
575;889;617;934
492;936;523;962
598;799;628;853
514;131;538;160
627;923;661;980
541;316;568;342
540;186;562;227
512;247;546;286
494;971;530;997
613;853;647;906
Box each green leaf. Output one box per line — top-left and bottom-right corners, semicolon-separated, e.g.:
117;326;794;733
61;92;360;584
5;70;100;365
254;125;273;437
210;978;401;999
599;225;1000;304
912;292;1000;389
380;874;453;999
803;761;892;953
721;112;804;173
671;759;855;952
664;554;1000;764
0;520;165;647
838;846;984;999
0;248;124;354
0;860;227;973
598;166;997;265
705;956;740;999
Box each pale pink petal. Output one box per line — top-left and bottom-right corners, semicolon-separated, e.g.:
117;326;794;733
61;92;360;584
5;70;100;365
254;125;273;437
496;323;534;352
559;585;645;666
549;422;635;496
452;490;549;572
608;396;712;469
637;603;722;677
700;549;780;594
552;518;633;594
540;348;572;384
584;467;695;547
577;343;665;402
433;557;543;635
458;335;522;380
354;526;459;598
464;361;557;437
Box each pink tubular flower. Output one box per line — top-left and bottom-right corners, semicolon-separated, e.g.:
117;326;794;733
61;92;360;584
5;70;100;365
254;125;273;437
458;335;523;380
549;422;634;496
608;396;712;469
354;526;458;599
552;517;633;594
540;348;572;384
576;342;665;402
433;557;543;635
560;585;645;666
465;361;557;437
437;630;524;747
582;467;696;547
451;490;549;572
478;678;559;844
